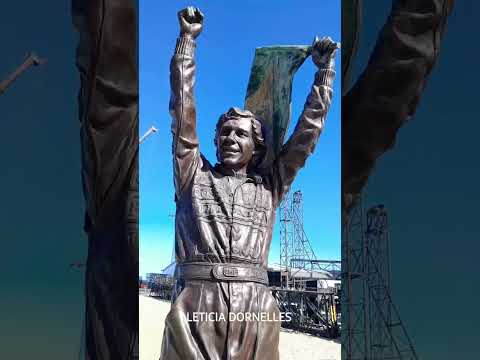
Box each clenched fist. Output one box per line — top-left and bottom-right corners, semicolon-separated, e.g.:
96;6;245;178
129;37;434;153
311;36;340;69
178;6;204;39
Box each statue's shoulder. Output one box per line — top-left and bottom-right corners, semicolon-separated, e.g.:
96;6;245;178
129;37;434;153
198;153;213;171
191;153;214;184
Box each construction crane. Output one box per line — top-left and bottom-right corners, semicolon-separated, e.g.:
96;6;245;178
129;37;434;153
0;52;46;95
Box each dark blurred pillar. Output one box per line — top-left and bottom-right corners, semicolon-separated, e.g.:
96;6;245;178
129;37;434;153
72;0;139;359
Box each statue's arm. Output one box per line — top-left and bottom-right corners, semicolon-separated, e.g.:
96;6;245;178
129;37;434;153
73;0;138;229
342;0;454;211
72;0;138;358
170;7;204;199
273;38;338;204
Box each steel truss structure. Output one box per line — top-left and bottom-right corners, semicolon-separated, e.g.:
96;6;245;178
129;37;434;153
280;191;340;283
271;287;339;338
278;190;340;338
342;199;418;360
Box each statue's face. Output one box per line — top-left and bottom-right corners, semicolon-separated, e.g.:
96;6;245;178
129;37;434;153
217;118;255;171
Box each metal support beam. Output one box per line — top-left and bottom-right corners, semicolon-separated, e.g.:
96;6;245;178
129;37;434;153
0;52;46;95
139;126;158;144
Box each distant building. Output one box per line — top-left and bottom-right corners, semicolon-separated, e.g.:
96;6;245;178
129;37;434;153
145;273;164;283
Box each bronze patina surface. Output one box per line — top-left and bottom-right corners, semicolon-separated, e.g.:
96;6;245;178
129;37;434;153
72;0;139;358
342;0;454;214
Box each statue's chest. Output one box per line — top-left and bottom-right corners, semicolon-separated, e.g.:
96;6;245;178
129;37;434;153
191;171;273;227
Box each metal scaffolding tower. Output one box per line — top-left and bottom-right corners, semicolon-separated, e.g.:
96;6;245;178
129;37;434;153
366;206;392;358
290;191;316;268
279;192;293;287
277;190;340;337
280;190;340;285
365;206;418;360
342;200;418;360
342;196;369;360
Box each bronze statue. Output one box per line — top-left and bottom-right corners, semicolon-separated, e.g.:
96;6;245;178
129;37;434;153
72;0;139;358
342;0;454;214
160;7;339;360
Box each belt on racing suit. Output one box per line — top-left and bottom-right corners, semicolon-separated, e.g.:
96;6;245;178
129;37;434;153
175;262;269;286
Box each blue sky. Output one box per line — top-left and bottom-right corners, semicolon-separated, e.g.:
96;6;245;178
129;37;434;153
139;0;341;277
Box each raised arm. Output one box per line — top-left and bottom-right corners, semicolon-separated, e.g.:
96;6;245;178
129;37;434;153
342;0;454;212
170;7;203;199
273;37;338;204
72;0;138;358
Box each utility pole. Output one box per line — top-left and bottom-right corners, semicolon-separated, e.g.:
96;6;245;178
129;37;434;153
139;126;158;144
0;52;46;95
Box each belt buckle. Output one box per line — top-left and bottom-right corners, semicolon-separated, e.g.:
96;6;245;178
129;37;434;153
223;266;239;278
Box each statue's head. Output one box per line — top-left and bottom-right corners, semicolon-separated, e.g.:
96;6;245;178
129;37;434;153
214;107;266;172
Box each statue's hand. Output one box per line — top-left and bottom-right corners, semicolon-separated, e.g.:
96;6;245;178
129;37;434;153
311;36;340;69
178;6;204;39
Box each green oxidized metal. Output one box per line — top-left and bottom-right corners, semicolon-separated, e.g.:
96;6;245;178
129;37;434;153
244;46;310;167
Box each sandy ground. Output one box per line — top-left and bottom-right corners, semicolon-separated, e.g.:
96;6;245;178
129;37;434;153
139;294;340;360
